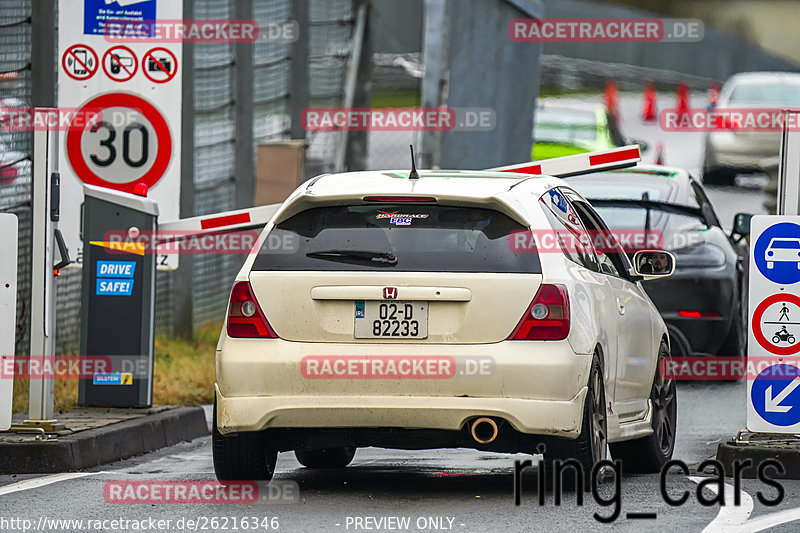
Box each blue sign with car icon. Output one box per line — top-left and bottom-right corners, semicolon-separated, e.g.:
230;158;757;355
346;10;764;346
754;222;800;284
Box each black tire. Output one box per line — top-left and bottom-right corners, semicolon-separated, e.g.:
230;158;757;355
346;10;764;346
610;341;677;473
545;355;607;490
212;399;277;482
702;167;737;186
295;447;356;469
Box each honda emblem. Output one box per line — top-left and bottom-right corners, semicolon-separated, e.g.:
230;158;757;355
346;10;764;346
383;287;398;299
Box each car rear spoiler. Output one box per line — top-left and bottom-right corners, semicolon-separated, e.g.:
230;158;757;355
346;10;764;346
487;144;641;178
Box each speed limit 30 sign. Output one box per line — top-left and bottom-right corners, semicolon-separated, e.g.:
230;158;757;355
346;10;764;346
66;93;172;194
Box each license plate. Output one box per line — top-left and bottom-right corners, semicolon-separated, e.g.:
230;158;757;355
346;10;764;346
354;301;428;339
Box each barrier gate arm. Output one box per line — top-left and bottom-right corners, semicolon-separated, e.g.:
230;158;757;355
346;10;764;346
487;144;642;177
157;203;282;242
154;146;641;240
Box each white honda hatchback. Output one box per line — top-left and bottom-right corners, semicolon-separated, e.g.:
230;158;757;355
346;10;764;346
213;167;677;483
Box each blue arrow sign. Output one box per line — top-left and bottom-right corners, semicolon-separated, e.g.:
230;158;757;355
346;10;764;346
753;222;800;284
751;364;800;425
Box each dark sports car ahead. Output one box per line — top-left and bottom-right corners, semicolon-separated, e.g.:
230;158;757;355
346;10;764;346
567;166;748;357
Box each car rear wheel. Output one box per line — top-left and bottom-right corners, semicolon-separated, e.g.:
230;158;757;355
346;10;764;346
610;341;676;473
212;399;277;481
295;447;356;469
545;354;607;490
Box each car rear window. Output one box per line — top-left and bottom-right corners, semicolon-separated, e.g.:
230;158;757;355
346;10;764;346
252;204;541;273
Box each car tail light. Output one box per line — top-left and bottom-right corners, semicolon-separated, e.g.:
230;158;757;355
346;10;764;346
508;284;570;340
226;281;277;338
678;310;722;319
0;164;17;184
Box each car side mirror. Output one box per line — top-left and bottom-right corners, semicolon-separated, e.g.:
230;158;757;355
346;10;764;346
732;213;752;238
630;250;676;280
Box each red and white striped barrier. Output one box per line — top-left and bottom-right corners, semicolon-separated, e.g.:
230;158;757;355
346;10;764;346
488;144;641;178
157;203;281;241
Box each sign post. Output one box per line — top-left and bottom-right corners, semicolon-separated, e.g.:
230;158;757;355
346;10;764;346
0;214;17;431
57;0;182;271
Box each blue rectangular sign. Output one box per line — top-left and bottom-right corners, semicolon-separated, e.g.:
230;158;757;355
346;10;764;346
97;261;136;279
83;0;157;37
96;278;134;296
93;372;122;385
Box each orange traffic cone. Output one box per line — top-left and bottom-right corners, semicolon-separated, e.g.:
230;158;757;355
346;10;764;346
642;82;657;122
676;82;690;122
604;80;619;120
708;81;720;109
655;142;665;165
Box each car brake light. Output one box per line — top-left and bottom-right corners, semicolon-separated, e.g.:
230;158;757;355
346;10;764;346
678;310;721;319
363;196;437;203
0;164;17;184
226;281;278;338
508;284;570;340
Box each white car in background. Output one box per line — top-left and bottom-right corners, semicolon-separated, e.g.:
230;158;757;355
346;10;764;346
703;71;800;185
213;164;677;485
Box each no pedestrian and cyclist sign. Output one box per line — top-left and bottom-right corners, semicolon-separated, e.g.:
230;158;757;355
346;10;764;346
747;216;800;432
57;0;183;271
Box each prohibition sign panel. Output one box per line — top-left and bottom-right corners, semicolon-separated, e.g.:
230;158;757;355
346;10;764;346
752;293;800;356
66;93;172;194
102;46;138;82
142;47;178;84
62;44;98;81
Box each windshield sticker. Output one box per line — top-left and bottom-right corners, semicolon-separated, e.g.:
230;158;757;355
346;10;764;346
376;211;430;226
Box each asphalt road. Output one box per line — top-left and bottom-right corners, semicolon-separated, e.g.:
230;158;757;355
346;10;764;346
0;93;787;533
0;382;798;532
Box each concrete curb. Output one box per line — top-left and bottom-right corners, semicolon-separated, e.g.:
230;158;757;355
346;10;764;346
0;407;209;474
717;441;800;479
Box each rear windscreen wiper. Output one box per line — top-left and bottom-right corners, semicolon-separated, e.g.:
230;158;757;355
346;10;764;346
587;198;704;219
306;250;398;266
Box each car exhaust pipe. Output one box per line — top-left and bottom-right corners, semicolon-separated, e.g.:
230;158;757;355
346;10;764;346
470;417;499;444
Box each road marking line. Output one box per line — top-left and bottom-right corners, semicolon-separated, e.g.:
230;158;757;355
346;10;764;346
0;472;101;497
690;476;753;532
692;476;800;532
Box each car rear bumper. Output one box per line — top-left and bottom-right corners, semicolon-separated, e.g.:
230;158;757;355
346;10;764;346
215;338;591;438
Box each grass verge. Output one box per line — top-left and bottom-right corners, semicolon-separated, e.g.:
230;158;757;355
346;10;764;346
12;324;220;414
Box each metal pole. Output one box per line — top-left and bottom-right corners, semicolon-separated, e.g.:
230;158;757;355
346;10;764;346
334;1;368;172
27;111;58;424
290;0;310;141
174;0;196;339
345;0;373;172
234;0;255;209
419;0;448;169
30;1;56;107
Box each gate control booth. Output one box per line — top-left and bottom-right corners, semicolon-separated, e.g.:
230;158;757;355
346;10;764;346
78;185;158;408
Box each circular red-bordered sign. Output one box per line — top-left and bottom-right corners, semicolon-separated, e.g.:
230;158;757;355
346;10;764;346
62;44;99;81
102;46;138;82
752;293;800;355
66;93;172;194
142;47;178;84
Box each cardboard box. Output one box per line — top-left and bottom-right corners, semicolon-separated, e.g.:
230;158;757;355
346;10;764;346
255;140;307;206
